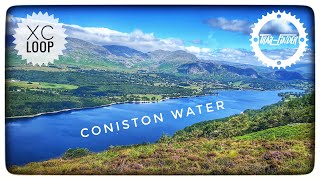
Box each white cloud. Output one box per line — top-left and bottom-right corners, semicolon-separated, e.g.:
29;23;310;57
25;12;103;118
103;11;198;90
6;14;22;35
7;14;210;57
205;17;298;35
64;25;212;55
204;47;314;66
185;46;211;59
6;15;314;66
261;48;314;64
220;48;245;56
205;17;251;34
191;39;203;44
64;23;216;60
260;19;297;34
209;48;258;65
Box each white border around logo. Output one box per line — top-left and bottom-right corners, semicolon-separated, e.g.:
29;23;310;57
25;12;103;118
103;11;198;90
250;10;308;69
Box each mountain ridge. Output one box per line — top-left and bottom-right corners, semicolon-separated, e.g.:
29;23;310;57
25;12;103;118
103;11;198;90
6;37;307;81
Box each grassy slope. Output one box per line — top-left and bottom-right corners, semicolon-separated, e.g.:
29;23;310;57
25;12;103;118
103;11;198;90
234;123;314;141
9;123;314;175
172;93;314;141
6;81;78;90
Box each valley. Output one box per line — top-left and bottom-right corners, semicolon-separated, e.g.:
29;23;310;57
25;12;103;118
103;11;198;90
5;37;313;117
5;6;315;175
5;30;315;176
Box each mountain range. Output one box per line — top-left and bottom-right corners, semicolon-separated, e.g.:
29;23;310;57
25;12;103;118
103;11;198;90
6;36;311;81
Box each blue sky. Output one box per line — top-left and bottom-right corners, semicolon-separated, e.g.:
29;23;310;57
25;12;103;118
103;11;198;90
7;6;314;65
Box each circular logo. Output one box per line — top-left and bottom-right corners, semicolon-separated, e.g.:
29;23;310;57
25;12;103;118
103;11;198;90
250;11;308;69
13;12;67;65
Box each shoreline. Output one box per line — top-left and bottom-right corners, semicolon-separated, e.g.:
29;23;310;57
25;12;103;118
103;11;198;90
5;93;218;120
6;88;301;120
6;89;305;166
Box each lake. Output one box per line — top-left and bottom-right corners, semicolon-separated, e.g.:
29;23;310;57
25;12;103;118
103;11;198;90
5;89;301;166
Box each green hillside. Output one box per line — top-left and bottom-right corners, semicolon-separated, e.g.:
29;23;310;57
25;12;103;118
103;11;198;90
172;93;314;141
9;135;314;175
234;123;314;141
5;38;313;117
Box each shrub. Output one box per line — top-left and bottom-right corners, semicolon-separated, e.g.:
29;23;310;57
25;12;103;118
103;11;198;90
62;148;91;160
157;134;173;143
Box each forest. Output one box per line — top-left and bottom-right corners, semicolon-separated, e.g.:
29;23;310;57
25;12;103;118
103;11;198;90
5;68;311;117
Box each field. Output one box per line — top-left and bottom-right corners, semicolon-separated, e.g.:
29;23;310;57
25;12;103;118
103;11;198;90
6;80;78;90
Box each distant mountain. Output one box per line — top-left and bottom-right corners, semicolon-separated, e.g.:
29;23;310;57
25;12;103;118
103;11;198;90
268;70;305;81
103;45;149;59
177;62;260;78
6;37;199;69
65;38;111;58
149;50;198;63
63;38;151;67
220;64;260;78
5;37;309;83
285;63;314;74
210;59;312;81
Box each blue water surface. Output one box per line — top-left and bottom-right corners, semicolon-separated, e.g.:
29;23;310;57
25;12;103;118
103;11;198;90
5;89;302;166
